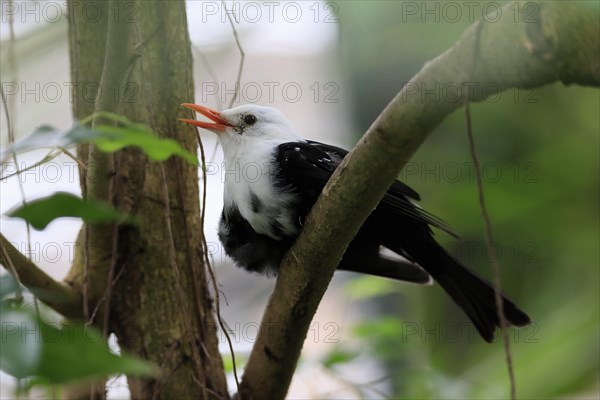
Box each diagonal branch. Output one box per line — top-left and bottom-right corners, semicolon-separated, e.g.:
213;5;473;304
239;2;599;399
0;233;83;319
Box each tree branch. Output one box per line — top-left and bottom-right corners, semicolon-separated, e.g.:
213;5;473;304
239;2;599;398
0;233;83;319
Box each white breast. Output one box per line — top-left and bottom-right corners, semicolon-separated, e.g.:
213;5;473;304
221;139;299;239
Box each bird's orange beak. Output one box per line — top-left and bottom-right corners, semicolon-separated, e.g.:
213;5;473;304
180;103;232;132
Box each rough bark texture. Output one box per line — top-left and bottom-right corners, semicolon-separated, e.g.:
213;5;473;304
238;2;599;398
64;3;110;398
66;1;228;399
64;0;107;293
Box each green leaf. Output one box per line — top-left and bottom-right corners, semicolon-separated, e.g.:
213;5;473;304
222;352;246;374
0;310;41;380
0;274;20;300
1;114;198;166
7;192;131;230
352;317;406;340
0;124;104;161
321;348;357;369
0;308;156;385
92;124;198;165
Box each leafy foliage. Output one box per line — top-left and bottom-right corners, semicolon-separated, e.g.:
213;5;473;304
0;309;155;385
3;113;197;231
0;274;21;300
1;112;196;391
7;192;132;230
0;277;155;388
0;125;104;159
1;112;198;165
92;124;198;164
321;348;357;369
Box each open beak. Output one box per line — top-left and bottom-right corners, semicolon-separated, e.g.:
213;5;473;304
180;103;232;132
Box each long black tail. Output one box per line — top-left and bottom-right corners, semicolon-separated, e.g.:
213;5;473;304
339;248;432;285
390;237;531;342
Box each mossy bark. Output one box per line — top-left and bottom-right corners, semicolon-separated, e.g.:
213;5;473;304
66;1;228;398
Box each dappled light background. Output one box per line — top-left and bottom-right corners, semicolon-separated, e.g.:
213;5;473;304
1;1;599;399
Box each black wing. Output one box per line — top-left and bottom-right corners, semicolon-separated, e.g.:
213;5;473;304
276;141;532;337
277;142;531;336
276;140;456;236
274;141;343;217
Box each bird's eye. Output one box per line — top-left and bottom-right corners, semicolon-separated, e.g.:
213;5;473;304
243;114;257;125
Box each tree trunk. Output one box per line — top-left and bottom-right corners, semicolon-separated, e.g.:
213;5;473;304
66;1;228;398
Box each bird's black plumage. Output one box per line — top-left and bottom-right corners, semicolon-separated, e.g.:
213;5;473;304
181;102;531;343
218;140;531;342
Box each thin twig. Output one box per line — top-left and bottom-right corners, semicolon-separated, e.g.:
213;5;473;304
101;220;120;336
196;129;241;393
190;46;221;160
192;45;222;111
197;133;209;242
2;17;39;319
465;19;516;400
0;237;23;302
205;252;241;391
88;250;130;325
187;14;241;390
465;104;516;399
222;0;245;108
58;147;88;171
6;0;17;144
151;348;185;400
100;147;122;335
1;150;60;180
0;149;86;184
83;225;90;321
0;75;25;285
321;368;390;399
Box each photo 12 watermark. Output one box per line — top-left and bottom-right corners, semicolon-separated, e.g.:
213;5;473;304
207;321;340;344
398;161;540;184
1;317;104;345
398;321;539;343
398;1;540;24
1;1;139;24
0;81;140;104
200;81;340;105
444;240;541;265
398;81;539;104
199;1;339;24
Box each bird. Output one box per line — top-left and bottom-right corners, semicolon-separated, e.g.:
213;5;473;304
180;103;531;342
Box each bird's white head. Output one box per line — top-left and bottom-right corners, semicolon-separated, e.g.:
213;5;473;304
181;103;303;236
181;103;303;154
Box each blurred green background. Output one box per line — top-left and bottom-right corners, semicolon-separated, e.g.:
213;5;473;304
334;2;599;399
